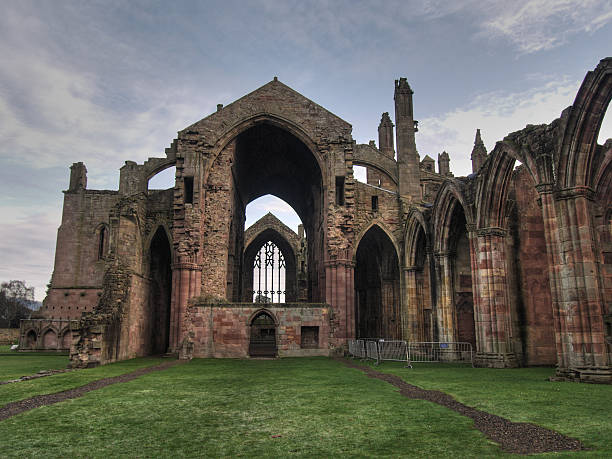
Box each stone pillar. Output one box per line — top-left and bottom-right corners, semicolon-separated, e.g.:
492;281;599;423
324;255;355;343
471;227;518;367
169;260;202;352
434;252;455;343
403;266;421;342
541;186;611;383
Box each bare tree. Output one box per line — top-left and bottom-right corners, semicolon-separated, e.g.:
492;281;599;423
0;280;35;328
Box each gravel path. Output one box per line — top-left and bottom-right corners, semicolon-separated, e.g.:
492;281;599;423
339;358;584;455
0;360;181;422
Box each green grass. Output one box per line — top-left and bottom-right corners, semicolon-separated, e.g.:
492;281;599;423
0;357;164;406
0;357;610;458
373;361;612;457
0;350;69;380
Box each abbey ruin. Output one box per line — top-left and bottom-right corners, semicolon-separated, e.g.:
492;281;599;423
21;58;611;383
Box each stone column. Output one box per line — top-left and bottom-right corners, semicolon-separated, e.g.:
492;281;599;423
403;266;421;342
434;252;455;343
541;186;610;382
324;255;355;343
471;227;517;368
169;259;202;352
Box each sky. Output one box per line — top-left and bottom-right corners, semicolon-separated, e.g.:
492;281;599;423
1;0;611;300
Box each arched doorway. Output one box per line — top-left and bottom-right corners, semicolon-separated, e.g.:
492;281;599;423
354;225;400;339
249;311;277;357
148;227;172;355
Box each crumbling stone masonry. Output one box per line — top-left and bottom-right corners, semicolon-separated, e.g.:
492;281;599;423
25;59;611;383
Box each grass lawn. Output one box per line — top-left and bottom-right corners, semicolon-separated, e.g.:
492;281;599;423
373;361;612;457
0;356;165;406
0;357;609;458
0;349;69;381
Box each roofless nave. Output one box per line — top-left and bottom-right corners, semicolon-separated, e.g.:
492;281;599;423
21;58;612;384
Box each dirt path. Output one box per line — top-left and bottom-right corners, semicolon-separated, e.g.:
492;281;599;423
339;358;584;455
0;360;181;422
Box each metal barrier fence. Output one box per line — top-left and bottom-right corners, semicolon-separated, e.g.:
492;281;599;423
407;342;474;367
348;339;473;368
348;339;411;367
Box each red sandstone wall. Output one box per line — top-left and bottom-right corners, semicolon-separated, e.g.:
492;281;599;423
512;167;556;365
43;190;119;319
190;304;331;358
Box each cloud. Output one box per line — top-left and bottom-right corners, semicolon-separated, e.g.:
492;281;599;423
478;0;612;54
417;78;582;176
0;210;61;301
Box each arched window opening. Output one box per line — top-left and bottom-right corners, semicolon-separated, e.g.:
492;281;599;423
148;166;176;190
98;226;107;260
252;241;286;303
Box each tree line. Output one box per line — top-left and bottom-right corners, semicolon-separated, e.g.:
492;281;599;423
0;280;36;328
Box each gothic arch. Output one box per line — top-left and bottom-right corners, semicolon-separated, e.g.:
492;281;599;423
475;143;538;229
243;228;298;302
145;223;173;259
404;209;430;267
353;220;400;262
354;224;401;339
247;308;279;326
41;327;58;348
432;180;473;254
352;159;398;186
558;57;612;189
24;329;38;349
206;114;327;190
145;159;176;182
94;223;110;260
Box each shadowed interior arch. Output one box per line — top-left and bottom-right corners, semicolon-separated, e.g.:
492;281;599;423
226;122;324;302
354;225;400;339
147;227;172;354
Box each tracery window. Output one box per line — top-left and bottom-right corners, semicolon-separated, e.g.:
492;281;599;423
252;241;285;303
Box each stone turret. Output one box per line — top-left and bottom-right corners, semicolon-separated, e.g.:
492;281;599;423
421;155;435;173
68;162;87;192
378;112;395;158
394;78;421;201
471;129;488;173
438;151;451;176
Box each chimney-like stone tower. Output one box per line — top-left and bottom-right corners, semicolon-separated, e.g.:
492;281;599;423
438;151;451;176
378;112;395;159
471;129;488;173
68;162;87;191
394;78;421;201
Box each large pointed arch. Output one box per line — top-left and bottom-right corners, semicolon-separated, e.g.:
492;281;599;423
432;180;473;254
474;142;538;229
353;219;401;262
557;57;612;189
354;224;401;339
404;208;430;267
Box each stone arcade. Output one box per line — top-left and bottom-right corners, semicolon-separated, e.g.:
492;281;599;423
21;59;612;383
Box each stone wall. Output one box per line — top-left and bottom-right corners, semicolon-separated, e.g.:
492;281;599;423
188;302;333;358
0;328;19;345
